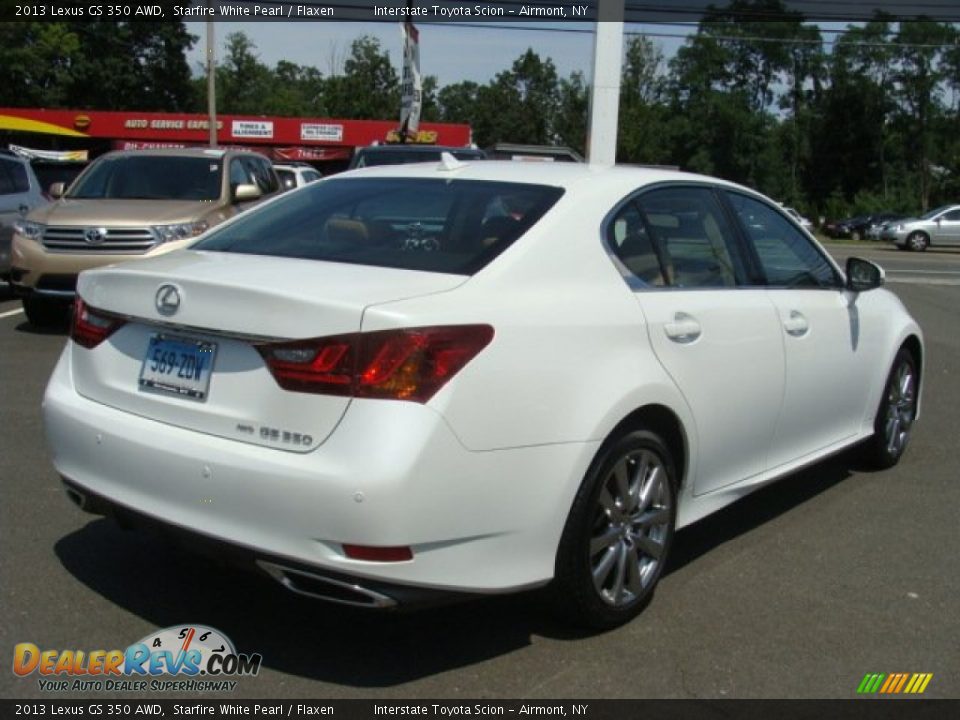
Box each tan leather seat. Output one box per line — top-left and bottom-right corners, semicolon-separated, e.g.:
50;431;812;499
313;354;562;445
324;218;369;244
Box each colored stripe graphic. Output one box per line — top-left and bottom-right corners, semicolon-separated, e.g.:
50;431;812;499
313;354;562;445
857;673;933;694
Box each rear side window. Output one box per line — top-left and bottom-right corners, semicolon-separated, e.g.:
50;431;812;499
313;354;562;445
631;186;749;288
0;159;15;195
2;160;30;193
0;158;28;194
195;178;564;275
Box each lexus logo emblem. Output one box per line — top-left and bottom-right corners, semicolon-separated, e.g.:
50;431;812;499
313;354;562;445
155;284;181;316
83;227;107;244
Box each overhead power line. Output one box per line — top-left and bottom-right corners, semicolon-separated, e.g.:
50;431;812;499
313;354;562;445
414;20;960;51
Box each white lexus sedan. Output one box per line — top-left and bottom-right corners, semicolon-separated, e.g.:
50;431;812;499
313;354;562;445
44;161;922;628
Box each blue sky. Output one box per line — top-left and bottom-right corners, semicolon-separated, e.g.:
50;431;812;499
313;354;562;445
184;21;690;88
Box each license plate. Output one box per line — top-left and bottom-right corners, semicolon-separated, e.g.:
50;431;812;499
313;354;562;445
139;335;217;400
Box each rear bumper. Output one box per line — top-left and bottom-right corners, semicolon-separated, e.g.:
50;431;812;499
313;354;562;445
44;345;597;596
60;477;475;609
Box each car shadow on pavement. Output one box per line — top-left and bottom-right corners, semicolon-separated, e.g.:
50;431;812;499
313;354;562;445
53;448;871;687
664;449;862;576
14;320;69;335
54;519;565;687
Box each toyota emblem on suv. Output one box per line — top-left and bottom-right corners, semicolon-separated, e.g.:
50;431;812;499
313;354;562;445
155;284;181;315
83;227;107;244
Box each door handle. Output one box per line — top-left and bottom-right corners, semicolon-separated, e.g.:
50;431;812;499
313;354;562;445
664;312;702;343
783;310;809;337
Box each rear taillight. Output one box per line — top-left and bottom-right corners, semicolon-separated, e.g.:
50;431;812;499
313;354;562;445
71;298;126;349
342;544;413;562
257;325;494;403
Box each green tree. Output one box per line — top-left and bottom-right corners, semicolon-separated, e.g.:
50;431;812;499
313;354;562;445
324;36;399;119
470;49;559;147
0;23;80;107
618;36;672;165
65;22;196;111
438;81;480;124
894;21;952;210
217;31;273;115
555;72;588;155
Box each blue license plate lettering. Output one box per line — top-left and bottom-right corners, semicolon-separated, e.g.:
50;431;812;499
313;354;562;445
139;335;217;400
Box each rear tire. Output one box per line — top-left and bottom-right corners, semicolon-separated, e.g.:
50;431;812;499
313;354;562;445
552;429;677;630
863;348;918;469
23;296;68;327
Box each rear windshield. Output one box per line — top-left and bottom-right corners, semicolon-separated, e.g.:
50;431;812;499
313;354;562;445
68;155;223;201
194;178;564;275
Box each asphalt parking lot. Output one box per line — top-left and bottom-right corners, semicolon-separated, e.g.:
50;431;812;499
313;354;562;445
1;243;958;700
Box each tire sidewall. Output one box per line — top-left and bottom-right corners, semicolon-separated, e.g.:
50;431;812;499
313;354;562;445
908;232;928;251
554;429;678;629
870;349;917;469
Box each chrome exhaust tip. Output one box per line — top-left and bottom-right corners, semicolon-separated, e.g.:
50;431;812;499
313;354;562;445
64;485;87;510
257;561;398;609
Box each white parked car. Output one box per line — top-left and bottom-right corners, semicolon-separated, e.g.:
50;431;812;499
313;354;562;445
44;161;923;628
783;206;813;230
273;162;322;191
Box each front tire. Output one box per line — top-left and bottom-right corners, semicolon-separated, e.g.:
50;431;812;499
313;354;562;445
552;429;677;629
863;348;918;469
906;232;929;252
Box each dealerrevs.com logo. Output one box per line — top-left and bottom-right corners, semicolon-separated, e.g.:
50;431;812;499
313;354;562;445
13;625;262;692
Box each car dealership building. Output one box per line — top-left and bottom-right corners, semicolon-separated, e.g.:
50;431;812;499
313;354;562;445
0;107;472;175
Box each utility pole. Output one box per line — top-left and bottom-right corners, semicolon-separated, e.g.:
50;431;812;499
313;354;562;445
586;0;625;165
206;15;217;148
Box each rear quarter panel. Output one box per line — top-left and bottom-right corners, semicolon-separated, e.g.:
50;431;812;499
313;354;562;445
360;185;698;459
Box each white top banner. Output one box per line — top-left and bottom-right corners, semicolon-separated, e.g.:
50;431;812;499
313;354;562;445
400;21;422;138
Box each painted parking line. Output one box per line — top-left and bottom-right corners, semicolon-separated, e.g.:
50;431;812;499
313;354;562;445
886;277;960;286
0;308;24;319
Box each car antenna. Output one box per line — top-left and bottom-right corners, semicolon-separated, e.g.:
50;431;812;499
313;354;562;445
437;152;467;172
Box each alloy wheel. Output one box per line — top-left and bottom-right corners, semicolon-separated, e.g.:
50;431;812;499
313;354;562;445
884;359;917;458
589;449;672;608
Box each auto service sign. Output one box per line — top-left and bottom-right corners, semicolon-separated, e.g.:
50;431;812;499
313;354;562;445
301;123;343;142
232;120;274;139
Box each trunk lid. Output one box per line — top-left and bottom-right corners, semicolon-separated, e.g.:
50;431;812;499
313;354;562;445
72;250;466;451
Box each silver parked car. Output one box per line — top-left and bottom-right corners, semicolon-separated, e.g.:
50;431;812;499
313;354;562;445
881;204;960;251
0;151;47;281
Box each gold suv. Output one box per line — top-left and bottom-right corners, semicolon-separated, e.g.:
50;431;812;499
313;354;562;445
11;148;280;325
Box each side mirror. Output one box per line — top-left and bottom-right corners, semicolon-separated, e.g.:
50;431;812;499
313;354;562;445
846;257;884;292
233;183;262;202
49;182;65;199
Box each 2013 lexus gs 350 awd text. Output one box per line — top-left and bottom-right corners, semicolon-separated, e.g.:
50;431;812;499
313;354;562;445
41;160;922;628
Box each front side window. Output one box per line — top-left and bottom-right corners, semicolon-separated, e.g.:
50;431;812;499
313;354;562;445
727;192;840;288
68;155;223;201
195;178;564;275
942;209;960;222
246;157;279;195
